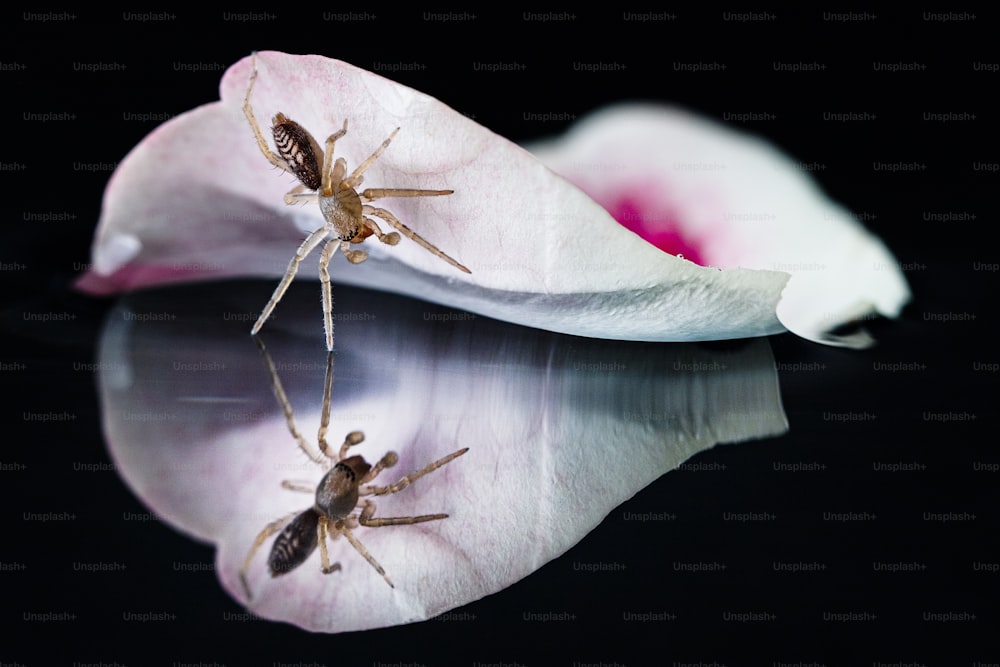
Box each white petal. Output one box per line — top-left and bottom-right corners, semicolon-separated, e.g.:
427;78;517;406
93;233;141;275
78;52;802;343
527;104;912;347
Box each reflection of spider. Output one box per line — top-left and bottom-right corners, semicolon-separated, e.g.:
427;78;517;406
242;54;470;351
239;339;467;601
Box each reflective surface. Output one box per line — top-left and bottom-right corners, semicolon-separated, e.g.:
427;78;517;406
97;281;787;632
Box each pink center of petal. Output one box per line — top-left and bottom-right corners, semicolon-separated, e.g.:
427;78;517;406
603;197;705;266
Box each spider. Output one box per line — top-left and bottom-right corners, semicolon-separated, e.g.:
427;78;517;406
242;53;470;351
239;338;468;600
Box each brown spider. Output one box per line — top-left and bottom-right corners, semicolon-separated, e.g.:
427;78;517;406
239;338;468;601
242;53;470;351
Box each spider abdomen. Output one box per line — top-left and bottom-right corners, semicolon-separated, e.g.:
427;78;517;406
268;509;320;576
271;114;323;191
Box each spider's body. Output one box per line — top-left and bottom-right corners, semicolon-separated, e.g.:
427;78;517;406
272;113;366;242
268;454;381;577
239;343;468;600
242;54;470;350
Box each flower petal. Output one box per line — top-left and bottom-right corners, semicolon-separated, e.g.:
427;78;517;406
97;281;788;633
527;104;912;347
79;51;796;343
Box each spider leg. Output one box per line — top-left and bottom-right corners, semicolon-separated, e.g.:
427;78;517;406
361;447;469;497
317;517;343;576
253;336;325;464
242;55;296;175
357;498;449;528
314;349;337;458
330;157;348;187
318;238;338;352
359;451;400;484
339;240;368;265
360;188;454;202
362;206;470;273
315;364;365;468
284;184;317;206
239;510;299;601
337;431;365;462
360;216;401;246
334;520;394;588
252;225;331;336
320;121;349;197
343;127;400;188
280;480;316;493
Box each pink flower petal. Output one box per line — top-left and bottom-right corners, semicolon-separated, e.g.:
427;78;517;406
79;51;872;345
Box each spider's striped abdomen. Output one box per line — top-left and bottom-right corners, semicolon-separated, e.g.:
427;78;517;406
268;509;320;576
272;113;323;191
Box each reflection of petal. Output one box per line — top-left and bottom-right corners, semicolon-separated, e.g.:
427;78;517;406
79;51;795;343
528;105;912;348
97;281;788;633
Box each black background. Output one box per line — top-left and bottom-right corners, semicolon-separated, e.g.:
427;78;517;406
2;6;996;666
